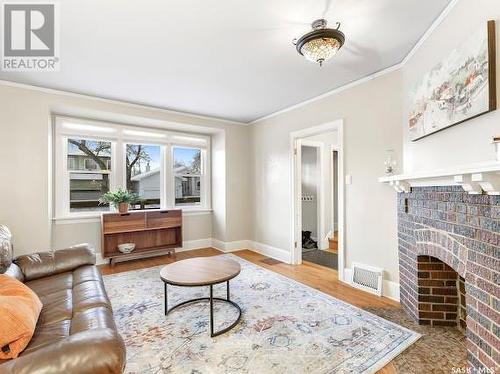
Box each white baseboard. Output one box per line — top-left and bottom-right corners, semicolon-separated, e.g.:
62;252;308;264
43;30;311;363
343;267;400;302
211;239;252;253
212;239;291;263
96;253;106;265
344;268;353;284
250;241;291;263
382;280;400;302
180;238;213;252
96;238;291;267
320;238;329;250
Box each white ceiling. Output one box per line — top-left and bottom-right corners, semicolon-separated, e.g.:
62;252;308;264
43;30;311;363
0;0;452;123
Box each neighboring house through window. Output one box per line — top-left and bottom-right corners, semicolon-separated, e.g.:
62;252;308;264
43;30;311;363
173;147;203;206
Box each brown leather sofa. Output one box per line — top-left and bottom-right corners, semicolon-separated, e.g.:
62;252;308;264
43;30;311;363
0;226;125;374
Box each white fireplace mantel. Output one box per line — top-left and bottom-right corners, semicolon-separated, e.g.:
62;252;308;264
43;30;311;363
378;161;500;195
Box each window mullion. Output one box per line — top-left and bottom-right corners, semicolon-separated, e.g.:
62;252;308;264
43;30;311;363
165;144;174;208
160;145;167;209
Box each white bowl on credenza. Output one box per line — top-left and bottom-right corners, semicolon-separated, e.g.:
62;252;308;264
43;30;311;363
117;243;135;254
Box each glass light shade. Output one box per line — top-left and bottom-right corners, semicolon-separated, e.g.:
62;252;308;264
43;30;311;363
300;37;341;65
384;150;397;175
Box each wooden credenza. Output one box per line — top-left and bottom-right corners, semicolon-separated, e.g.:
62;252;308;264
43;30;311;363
101;210;182;266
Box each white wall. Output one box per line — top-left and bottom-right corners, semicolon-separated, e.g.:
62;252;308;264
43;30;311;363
403;0;500;172
250;71;403;282
0;84;251;256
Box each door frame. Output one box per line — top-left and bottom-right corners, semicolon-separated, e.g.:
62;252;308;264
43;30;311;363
330;146;339;246
289;119;345;281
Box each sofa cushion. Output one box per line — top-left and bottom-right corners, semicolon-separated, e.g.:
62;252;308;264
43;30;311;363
19;265;114;357
15;244;96;281
0;329;125;374
0;274;43;359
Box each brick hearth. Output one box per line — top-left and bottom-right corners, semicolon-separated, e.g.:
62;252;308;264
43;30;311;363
398;186;499;371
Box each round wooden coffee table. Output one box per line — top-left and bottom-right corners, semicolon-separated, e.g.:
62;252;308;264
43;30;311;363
160;256;242;337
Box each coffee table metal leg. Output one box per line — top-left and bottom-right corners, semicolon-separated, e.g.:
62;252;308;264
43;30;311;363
164;282;168;315
163;281;241;337
209;285;214;336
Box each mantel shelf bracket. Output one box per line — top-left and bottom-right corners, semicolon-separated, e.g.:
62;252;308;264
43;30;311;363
389;180;411;193
471;173;500;195
454;175;483;195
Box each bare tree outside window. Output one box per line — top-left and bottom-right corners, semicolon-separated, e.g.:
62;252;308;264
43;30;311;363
126;144;161;210
67;139;111;212
67;139;162;211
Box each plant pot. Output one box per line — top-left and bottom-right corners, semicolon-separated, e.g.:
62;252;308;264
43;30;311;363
118;202;130;214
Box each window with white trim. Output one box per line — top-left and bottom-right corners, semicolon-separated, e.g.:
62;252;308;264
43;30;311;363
54;117;210;219
126;143;162;210
173;147;204;206
67;138;112;212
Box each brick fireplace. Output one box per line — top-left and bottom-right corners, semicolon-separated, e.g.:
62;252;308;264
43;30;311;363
398;186;499;371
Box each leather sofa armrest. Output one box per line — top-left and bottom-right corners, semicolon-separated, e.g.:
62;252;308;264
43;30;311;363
0;329;125;374
3;263;24;282
14;244;96;281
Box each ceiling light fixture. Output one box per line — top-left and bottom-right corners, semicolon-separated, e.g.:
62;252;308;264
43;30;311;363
294;19;345;67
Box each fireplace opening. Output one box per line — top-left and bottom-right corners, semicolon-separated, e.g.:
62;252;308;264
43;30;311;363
417;255;466;331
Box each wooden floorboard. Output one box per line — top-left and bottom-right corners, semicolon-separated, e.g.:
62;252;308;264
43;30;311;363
98;247;400;373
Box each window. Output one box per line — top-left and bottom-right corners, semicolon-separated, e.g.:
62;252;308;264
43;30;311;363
173;147;203;206
126;144;161;210
67;138;111;213
54;117;210;219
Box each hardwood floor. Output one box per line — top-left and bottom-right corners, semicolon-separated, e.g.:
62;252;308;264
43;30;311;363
99;247;399;373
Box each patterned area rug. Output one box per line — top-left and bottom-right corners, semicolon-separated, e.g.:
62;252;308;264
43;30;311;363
103;255;420;373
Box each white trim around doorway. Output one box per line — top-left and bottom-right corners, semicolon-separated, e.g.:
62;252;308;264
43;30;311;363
289;119;345;282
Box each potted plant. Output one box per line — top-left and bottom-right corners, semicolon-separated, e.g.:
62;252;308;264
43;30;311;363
99;188;140;214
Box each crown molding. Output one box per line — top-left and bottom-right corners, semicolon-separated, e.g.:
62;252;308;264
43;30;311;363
249;0;460;125
0;79;248;127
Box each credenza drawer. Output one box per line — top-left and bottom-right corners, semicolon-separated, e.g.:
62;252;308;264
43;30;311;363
102;212;146;234
146;210;182;229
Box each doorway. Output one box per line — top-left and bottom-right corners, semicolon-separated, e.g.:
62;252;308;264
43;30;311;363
290;120;345;280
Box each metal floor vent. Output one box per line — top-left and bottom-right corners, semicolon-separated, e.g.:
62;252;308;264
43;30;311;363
350;262;383;296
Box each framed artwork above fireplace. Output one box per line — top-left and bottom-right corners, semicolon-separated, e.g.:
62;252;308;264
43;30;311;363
408;20;497;141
